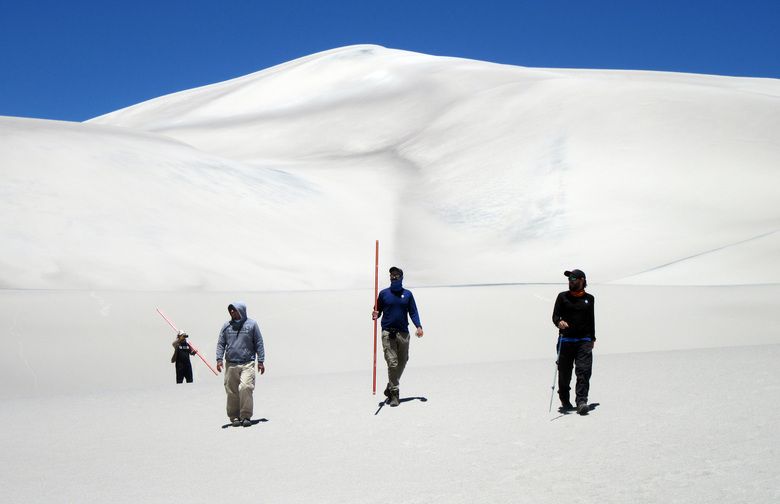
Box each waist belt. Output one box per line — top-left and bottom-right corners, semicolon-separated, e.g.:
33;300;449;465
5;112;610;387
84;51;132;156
558;337;593;343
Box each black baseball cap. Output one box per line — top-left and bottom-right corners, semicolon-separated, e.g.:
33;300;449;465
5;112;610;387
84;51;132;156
564;269;586;280
389;266;403;277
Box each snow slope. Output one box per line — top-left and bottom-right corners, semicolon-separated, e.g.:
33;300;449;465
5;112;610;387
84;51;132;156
88;44;780;287
2;45;778;291
1;45;779;503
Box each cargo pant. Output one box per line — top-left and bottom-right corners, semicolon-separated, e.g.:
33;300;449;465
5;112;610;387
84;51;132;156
382;329;410;392
224;361;256;420
557;341;593;406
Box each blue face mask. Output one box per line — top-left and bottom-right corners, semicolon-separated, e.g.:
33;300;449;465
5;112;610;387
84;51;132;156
390;278;403;293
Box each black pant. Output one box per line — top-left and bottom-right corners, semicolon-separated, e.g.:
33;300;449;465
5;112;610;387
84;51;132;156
557;341;593;405
176;361;193;383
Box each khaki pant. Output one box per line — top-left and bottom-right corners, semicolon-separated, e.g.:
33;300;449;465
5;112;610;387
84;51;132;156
382;330;410;391
224;361;256;420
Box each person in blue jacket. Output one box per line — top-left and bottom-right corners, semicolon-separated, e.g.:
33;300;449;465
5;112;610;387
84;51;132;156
372;266;424;407
216;302;265;427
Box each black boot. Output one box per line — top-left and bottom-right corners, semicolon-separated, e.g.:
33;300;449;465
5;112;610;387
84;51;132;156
389;388;400;407
577;402;589;415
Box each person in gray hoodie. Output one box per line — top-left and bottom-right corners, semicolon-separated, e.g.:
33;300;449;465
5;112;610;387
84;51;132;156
216;302;265;427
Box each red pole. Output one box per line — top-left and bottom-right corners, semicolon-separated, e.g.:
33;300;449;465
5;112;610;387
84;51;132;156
156;307;179;332
372;240;379;395
184;340;219;376
156;307;219;376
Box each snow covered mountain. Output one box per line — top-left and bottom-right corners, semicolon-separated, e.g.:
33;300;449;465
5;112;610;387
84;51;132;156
3;45;779;291
2;46;779;504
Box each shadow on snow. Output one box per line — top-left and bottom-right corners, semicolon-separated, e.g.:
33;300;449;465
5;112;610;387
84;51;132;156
374;396;428;415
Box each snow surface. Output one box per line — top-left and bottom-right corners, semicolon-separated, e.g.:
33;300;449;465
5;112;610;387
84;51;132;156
1;45;779;502
1;345;778;503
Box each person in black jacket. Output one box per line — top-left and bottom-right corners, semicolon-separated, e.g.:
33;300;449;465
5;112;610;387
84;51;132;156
171;331;197;383
552;269;595;415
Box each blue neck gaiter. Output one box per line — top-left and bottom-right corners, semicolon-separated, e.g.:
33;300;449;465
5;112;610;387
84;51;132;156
390;279;403;294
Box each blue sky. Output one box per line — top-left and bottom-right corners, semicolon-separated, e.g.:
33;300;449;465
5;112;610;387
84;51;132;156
1;0;778;122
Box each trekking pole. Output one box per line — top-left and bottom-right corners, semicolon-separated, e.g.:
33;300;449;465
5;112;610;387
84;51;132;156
156;307;219;376
548;338;561;412
372;239;379;395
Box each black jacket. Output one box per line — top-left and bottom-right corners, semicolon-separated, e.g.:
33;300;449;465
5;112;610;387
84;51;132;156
552;291;595;341
172;340;196;364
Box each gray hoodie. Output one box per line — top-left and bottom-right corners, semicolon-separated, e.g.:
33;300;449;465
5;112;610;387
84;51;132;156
216;302;265;364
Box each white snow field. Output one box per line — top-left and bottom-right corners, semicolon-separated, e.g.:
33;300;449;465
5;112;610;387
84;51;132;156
1;45;779;502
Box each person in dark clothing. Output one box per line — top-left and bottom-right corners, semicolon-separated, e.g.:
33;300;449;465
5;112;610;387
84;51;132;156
372;266;424;407
552;269;595;415
171;331;197;384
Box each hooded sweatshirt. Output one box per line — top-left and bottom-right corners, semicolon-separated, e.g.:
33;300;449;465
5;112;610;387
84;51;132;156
216;302;265;364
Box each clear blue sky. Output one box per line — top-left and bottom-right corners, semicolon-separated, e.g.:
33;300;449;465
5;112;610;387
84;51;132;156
1;0;778;122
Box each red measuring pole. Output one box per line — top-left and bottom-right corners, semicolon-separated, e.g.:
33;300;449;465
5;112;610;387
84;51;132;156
372;240;379;395
156;307;219;376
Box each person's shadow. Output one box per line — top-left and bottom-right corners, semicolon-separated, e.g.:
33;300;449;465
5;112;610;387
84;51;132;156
374;396;428;415
221;418;269;428
550;403;600;421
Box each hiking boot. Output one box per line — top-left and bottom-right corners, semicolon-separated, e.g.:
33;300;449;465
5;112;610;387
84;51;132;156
231;418;241;427
560;402;575;412
577;403;589;415
242;418;252;427
383;384;391;398
389;389;400;407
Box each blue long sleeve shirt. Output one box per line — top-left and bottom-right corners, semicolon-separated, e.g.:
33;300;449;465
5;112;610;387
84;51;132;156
376;287;422;332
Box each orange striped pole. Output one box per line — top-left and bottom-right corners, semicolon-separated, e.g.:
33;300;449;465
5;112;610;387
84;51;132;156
372;240;379;395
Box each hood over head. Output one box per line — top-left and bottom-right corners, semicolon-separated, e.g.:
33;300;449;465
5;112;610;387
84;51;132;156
228;302;248;322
